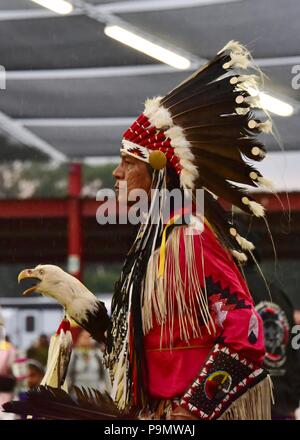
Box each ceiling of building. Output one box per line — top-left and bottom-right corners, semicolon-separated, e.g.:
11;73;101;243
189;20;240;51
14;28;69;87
0;0;299;162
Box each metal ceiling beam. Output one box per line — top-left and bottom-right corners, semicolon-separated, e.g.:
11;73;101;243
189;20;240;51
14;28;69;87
17;118;133;127
0;9;80;21
5;64;181;80
93;0;243;14
0;0;242;21
6;53;300;80
0;111;66;162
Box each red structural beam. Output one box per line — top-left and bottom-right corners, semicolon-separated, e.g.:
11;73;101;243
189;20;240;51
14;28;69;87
1;193;299;264
0;199;68;218
67;163;82;280
220;192;300;213
1;192;299;219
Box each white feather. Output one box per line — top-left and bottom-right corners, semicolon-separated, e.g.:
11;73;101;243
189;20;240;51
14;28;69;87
257;176;275;190
248;200;265;217
165;125;198;189
244;95;262;108
258;120;273;133
144;96;173;128
236;234;255;251
231;250;248;262
41;327;72;389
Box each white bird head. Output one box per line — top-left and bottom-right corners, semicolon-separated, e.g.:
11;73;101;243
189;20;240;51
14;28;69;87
18;264;69;298
18;264;98;321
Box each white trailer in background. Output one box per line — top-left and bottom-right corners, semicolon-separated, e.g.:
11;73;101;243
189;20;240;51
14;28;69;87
0;294;112;351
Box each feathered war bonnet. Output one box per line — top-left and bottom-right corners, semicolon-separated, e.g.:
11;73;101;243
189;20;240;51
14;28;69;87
121;40;273;262
108;41;273;412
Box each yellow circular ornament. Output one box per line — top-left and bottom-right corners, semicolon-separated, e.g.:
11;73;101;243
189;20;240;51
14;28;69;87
149;150;167;170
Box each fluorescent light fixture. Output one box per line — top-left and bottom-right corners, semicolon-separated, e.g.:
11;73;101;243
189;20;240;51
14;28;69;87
248;87;294;117
104;25;191;70
258;92;294;117
31;0;73;14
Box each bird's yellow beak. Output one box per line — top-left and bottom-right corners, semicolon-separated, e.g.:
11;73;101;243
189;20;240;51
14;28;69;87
18;269;41;296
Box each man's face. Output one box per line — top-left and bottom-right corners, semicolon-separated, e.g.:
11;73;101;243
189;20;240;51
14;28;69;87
113;153;152;203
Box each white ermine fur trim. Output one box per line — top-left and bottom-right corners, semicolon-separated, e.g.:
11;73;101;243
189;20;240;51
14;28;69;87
244;95;262;108
257;176;275;190
248;200;265;217
180;159;198;175
165;126;189;149
236;234;255;251
231;250;248;263
144;96;173;129
236;107;250;115
220;41;252;70
219;40;249;55
229;53;251;70
180;169;197;190
257;120;273;133
248;119;273;134
234;74;260;90
165;125;198;189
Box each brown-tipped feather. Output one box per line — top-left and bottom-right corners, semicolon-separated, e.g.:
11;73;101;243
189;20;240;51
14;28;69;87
161;53;231;107
194;167;254;216
194;151;260;187
188;137;266;162
3;385;134;420
167;76;238;113
202;190;243;255
182;114;254;138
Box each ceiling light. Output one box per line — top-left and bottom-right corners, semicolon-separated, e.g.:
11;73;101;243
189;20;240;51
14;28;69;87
248;87;294;117
259;92;294;117
104;25;191;70
31;0;73;15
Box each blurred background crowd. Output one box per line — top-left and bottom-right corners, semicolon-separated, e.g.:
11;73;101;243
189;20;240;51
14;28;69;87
0;326;111;420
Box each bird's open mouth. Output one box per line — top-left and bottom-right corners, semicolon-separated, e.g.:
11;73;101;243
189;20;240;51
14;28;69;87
18;270;42;296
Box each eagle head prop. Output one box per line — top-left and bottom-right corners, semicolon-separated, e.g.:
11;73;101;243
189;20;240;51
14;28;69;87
18;264;110;343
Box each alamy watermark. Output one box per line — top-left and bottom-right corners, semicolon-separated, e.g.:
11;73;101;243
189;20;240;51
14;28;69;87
291;325;300;349
291;65;300;90
0;65;6;90
95;181;204;233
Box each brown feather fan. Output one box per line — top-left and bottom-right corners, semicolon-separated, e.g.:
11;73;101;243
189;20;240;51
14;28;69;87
203;191;241;253
122;41;273;262
160;41;273;259
3;385;135;420
193;150;261;187
161;53;232;107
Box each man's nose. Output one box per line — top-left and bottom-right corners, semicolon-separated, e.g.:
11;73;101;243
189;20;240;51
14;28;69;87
113;163;124;179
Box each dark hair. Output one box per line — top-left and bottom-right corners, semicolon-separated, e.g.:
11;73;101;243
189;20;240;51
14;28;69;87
146;163;181;191
166;165;181;190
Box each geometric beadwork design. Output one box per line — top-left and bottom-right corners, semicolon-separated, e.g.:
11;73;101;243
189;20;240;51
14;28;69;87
122;114;182;174
179;344;267;419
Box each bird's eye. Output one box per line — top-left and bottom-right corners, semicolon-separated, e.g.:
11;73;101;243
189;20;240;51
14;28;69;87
39;269;44;276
